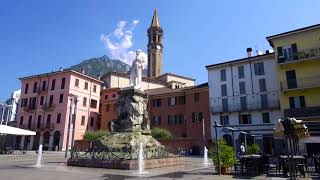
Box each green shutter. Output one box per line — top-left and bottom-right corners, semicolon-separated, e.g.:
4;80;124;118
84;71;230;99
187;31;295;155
291;44;298;60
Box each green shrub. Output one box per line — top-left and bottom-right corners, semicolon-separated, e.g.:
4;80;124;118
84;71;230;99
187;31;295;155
151;128;173;140
247;143;260;154
83;130;110;141
211;139;236;168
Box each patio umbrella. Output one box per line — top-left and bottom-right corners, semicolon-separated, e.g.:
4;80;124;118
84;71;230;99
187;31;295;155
0;125;36;136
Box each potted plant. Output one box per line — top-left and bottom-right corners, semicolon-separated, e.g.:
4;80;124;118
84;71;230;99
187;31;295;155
246;143;260;155
211;140;236;175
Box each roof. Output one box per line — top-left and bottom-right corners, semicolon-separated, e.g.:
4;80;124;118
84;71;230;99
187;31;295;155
205;53;274;69
156;73;196;81
19;69;103;83
150;9;160;27
102;71;166;85
146;82;208;96
266;24;320;47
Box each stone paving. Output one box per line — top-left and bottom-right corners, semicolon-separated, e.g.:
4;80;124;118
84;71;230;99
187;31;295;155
0;152;318;180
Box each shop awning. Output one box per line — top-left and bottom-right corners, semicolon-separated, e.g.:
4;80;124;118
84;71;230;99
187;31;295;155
0;125;36;136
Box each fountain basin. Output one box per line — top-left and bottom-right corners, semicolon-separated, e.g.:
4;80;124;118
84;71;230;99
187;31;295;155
67;157;185;170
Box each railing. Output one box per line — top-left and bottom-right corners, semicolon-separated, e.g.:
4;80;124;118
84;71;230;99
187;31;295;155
32;123;55;130
23;106;36;112
37;87;48;94
284;106;320;118
211;92;280;114
280;75;320;91
41;103;55;111
278;47;320;64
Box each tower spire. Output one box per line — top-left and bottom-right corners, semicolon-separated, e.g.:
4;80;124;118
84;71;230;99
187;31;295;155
150;9;160;27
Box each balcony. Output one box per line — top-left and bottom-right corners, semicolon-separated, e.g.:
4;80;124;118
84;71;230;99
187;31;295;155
278;47;320;64
23;106;36;112
280;75;320;92
41;103;55;111
32;123;55;131
284;106;320;118
37;87;48;94
211;92;280;114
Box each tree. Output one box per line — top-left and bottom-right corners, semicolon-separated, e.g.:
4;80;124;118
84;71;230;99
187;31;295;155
151;128;173;140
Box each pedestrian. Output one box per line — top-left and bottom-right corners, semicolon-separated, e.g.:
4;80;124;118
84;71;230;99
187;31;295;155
240;142;245;155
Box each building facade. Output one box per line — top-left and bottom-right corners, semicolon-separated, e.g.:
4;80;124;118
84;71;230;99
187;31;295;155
267;24;320;155
0;89;21;125
16;69;101;151
206;51;283;155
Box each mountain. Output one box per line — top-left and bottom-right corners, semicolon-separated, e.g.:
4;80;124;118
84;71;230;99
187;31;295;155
70;55;131;78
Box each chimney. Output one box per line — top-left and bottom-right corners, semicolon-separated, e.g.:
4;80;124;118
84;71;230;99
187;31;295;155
80;68;85;74
59;67;63;71
266;50;270;54
247;48;253;57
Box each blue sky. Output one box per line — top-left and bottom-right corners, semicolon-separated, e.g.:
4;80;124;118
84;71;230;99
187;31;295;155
0;0;319;101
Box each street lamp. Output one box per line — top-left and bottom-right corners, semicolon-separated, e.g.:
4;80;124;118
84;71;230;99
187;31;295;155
65;94;78;158
213;121;222;175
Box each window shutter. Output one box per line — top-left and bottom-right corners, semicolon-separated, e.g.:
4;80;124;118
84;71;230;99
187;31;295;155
299;96;306;108
277;47;284;63
291;44;298;60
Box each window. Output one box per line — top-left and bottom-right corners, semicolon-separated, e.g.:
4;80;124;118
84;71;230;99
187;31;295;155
238;66;245;79
240;96;247;110
262;112;270;124
192;112;203;123
259;79;267;92
106;104;110;112
41;81;47;91
283;45;293;60
153;116;161;126
49;95;54;107
168;97;177;106
51;79;56;91
112;94;116;98
178;114;185;124
21;98;28;107
59;94;64;103
222;98;228;112
105;95;108;100
83;97;87;107
277;44;298;62
46;114;51;128
61;78;66;89
37;115;41;128
19;116;24;126
220;115;229;126
254;62;265;75
289;96;305;109
29;97;37;109
28;115;32;129
239;82;246;94
90;99;97;108
152;99;162;107
93;85;97;93
220;69;227;81
84;82;88;90
57;113;61;123
239;114;252;124
81;116;85;126
24;83;29;94
261;94;268;108
286;70;297;89
194;93;200;102
40;96;44;105
90;117;94;127
33;82;38;93
221;84;227;96
179;96;186;104
75;79;79;87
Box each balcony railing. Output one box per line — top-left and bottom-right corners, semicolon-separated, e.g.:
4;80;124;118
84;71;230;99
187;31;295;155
32;123;55;130
23;106;36;112
41;103;55;111
210;92;280;114
37;87;48;94
280;75;320;91
278;47;320;64
284;106;320;118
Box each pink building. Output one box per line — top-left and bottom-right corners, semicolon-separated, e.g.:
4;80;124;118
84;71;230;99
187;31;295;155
16;69;101;151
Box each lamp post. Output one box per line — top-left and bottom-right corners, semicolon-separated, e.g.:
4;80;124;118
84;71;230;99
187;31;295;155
70;95;78;159
214;121;222;175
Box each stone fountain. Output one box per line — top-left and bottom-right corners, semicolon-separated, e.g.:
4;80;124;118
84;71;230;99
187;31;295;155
67;51;184;170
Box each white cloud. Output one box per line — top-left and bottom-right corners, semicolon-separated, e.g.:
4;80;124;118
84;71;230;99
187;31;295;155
100;20;148;66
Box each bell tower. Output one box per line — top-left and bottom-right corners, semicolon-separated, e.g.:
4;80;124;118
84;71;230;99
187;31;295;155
147;9;163;78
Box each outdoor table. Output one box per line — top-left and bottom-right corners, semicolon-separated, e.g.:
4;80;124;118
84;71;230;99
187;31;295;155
240;155;263;176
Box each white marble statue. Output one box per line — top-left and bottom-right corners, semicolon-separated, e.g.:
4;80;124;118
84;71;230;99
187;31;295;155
129;50;145;89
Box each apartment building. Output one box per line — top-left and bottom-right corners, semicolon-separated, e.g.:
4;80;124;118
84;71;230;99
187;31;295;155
206;50;282;154
16;69;102;151
267;24;320;155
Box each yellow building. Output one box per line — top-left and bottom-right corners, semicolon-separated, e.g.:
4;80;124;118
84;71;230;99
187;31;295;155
267;24;320;154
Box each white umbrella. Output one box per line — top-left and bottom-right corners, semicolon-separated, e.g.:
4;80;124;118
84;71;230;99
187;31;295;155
0;125;36;136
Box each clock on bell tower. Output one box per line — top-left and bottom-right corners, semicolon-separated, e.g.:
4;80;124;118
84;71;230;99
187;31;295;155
147;9;163;78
